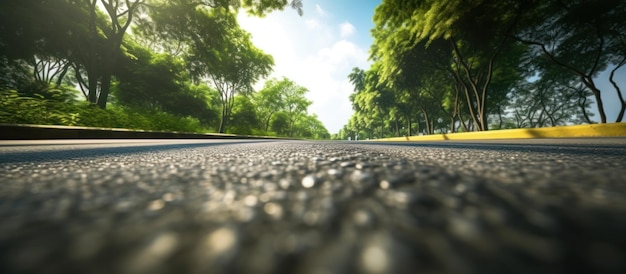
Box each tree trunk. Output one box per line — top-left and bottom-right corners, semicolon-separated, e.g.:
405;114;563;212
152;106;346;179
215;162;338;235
394;119;400;136
407;116;412;136
86;0;98;104
585;77;607;123
55;62;71;87
218;103;227;133
480;109;488;131
264;112;274;132
422;110;431;135
497;104;503;129
97;74;112;109
88;74;98;104
609;60;626;122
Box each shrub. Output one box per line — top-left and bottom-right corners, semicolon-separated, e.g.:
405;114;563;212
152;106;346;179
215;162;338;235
0;89;211;133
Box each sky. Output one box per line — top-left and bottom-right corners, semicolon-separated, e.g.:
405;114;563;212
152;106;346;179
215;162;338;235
237;0;381;134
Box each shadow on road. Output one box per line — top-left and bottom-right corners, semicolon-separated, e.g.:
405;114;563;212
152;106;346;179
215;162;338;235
0;140;274;164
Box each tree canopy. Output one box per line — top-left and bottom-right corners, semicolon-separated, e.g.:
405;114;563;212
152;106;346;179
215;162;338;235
1;0;330;138
336;0;623;139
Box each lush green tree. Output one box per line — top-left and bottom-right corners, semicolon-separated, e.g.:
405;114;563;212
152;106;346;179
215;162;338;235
89;0;146;108
83;0;303;109
183;8;273;133
229;95;261;134
0;0;95;91
254;78;289;132
113;42;220;126
0;59;35;91
348;67;366;94
270;112;290;136
251;78;327;138
508;66;595;128
2;0;303;110
293;114;330;139
0;0;142;108
348;64;398;137
134;0;303;55
339;0;624;137
281;81;311;137
372;0;527;131
514;0;626;122
1;0;311;135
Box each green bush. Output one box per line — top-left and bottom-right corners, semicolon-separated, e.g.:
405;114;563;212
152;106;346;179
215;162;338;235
0;89;211;133
0;89;80;125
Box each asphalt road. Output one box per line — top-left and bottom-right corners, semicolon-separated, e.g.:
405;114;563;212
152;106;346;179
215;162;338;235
0;138;625;274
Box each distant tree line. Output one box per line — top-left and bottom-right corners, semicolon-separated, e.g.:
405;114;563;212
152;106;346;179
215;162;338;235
335;0;625;140
0;0;328;138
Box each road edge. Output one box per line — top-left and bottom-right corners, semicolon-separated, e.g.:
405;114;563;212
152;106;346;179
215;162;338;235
374;123;626;141
0;123;284;140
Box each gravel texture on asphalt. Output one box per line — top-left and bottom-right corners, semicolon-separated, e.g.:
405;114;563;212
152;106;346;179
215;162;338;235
0;140;625;274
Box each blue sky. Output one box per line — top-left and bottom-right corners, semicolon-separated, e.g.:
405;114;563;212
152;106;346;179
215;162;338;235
238;0;381;134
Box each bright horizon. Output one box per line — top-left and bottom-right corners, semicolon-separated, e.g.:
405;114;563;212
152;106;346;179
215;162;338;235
237;0;381;134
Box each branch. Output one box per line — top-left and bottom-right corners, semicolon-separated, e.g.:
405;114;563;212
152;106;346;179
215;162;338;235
587;20;605;76
610;56;626;96
513;36;590;79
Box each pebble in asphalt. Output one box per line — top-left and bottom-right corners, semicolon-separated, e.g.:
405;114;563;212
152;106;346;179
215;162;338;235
0;140;625;274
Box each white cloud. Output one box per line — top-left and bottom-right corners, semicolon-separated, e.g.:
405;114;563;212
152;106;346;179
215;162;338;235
339;22;356;38
305;18;320;29
296;40;368;133
236;10;370;134
315;4;327;17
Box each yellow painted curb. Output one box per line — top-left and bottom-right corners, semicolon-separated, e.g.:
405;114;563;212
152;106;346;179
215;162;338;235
374;123;626;141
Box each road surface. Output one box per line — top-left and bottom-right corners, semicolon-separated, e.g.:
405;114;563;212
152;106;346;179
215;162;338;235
0;138;625;274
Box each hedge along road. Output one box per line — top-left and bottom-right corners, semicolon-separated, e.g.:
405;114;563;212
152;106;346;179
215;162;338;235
0;136;625;274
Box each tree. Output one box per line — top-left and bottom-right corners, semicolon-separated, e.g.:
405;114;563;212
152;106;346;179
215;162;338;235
514;0;626;122
185;8;273;133
134;0;303;55
113;41;220;126
229;95;261;134
372;0;526;131
3;0;304;110
88;0;303;109
253;77;323;137
294;114;330;139
348;67;366;94
270;112;290;136
281;79;312;137
0;0;144;108
76;0;146;108
254;78;288;132
348;64;398;137
0;0;94;90
508;65;595;128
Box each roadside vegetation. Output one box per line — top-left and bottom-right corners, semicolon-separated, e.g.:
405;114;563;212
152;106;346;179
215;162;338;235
335;0;625;140
0;0;329;139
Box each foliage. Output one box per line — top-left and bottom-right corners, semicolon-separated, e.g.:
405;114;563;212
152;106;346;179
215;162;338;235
339;0;620;138
252;77;313;137
294;114;330;139
179;7;274;133
1;0;302;110
228;95;261;135
113;41;220;126
0;0;330;139
254;78;290;132
0;89;207;132
514;0;626;123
